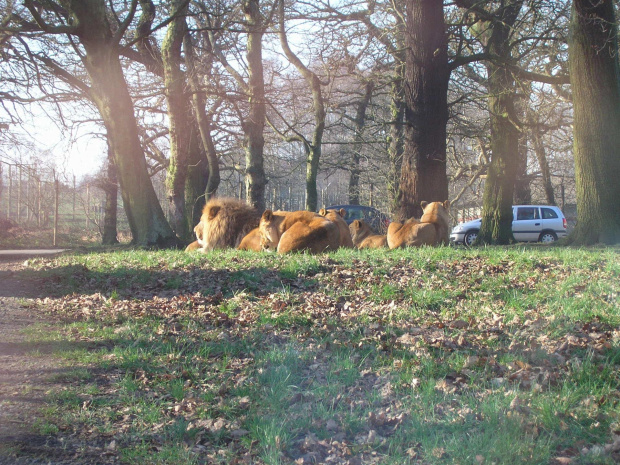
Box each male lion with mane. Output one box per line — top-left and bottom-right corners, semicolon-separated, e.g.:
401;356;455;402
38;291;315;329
387;200;450;249
259;210;340;253
349;220;387;249
192;198;260;251
318;208;354;248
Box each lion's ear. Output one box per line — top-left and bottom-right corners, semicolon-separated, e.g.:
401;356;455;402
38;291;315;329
352;220;360;228
207;205;221;220
339;208;346;218
318;208;326;216
443;200;450;209
420;201;428;210
262;210;274;222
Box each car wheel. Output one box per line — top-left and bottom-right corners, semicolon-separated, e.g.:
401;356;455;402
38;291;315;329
463;230;478;247
539;231;557;243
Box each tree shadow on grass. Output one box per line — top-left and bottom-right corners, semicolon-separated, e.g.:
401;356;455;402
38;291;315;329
8;263;325;300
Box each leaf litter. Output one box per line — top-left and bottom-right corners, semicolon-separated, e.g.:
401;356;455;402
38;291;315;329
14;249;620;464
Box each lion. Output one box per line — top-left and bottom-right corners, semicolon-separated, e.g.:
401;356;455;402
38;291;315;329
349;219;388;249
185;240;202;251
238;227;263;251
387;200;450;249
318;208;354;248
192;198;261;251
259;210;340;253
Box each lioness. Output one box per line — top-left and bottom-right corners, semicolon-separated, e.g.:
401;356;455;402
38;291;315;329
318;208;354;248
238;227;262;251
387;200;450;249
192;198;260;251
349;220;388;249
259;210;340;253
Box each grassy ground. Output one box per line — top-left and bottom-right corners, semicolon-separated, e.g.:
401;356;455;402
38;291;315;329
9;245;620;464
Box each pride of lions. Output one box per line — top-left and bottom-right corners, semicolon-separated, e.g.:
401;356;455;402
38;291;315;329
186;198;450;254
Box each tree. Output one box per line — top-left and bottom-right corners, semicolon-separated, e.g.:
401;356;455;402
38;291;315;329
278;0;328;212
568;0;620;244
398;0;450;220
162;0;194;240
477;1;523;244
205;0;270;211
4;0;177;246
348;80;374;205
101;143;119;245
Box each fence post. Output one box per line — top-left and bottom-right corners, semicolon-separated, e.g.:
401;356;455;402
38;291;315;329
7;164;12;220
54;173;59;247
86;183;90;229
38;178;42;227
73;174;76;222
17;165;22;223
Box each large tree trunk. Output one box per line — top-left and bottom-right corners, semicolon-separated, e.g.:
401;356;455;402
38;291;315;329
388;61;405;217
513;95;531;204
70;0;176;246
184;33;219;208
102;143;119;245
398;0;449;221
244;0;267;212
476;1;523;245
162;0;192;241
348;80;374;205
529;113;555;205
568;0;620;244
184;123;209;228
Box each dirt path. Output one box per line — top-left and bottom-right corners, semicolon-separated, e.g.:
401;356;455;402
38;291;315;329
0;260;82;464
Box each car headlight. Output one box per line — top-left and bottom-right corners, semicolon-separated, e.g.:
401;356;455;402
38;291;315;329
451;225;464;233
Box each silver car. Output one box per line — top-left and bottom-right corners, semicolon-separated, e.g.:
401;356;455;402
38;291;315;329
450;205;568;246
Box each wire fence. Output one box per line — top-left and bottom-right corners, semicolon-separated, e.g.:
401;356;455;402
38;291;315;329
0;159;132;247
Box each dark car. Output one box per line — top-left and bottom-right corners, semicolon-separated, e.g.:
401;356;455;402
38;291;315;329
325;205;390;234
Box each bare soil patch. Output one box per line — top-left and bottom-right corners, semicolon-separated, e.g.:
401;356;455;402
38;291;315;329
0;259;91;464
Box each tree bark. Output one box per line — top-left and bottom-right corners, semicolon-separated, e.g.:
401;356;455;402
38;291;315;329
102;142;119;245
162;0;192;241
244;0;268;212
184;32;219;208
388;60;405;217
513;94;531;204
184;123;209;228
529;113;555;205
348;80;374;205
68;0;177;246
398;0;449;221
568;0;620;244
476;1;523;245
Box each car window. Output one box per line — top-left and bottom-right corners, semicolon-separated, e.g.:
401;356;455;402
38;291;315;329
346;208;364;220
363;209;377;220
516;207;540;220
541;208;558;219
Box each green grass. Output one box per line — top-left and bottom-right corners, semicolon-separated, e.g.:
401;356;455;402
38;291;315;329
16;245;620;464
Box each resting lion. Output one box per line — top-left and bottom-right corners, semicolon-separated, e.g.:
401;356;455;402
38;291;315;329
318;208;354;248
349;220;387;249
238;227;262;251
259;210;340;253
185;240;202;251
387;200;450;249
192;198;260;251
